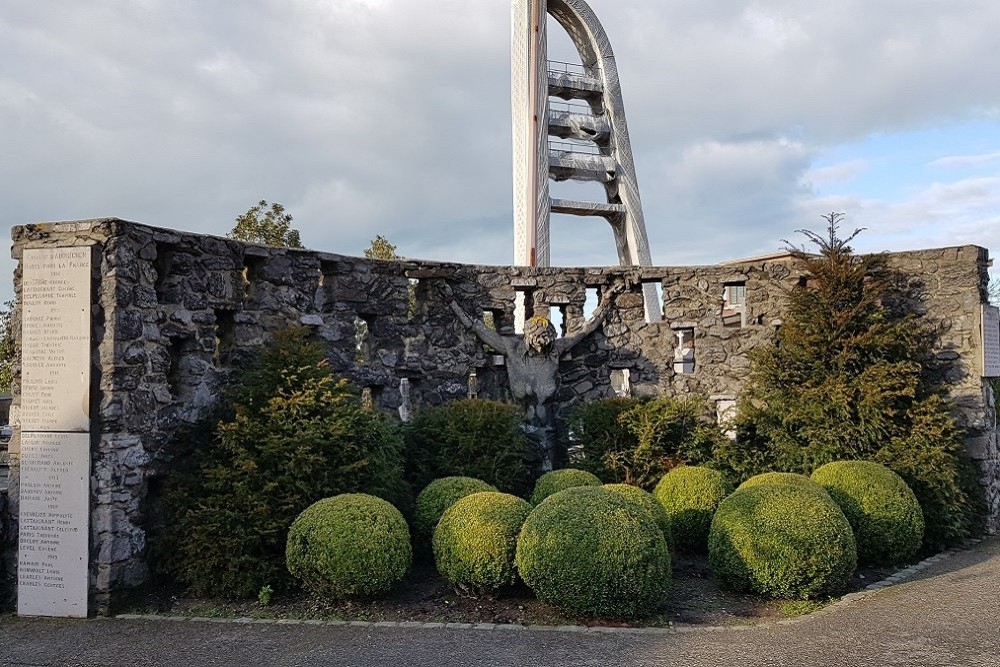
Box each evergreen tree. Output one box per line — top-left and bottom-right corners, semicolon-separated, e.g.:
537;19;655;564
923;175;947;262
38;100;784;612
725;213;983;550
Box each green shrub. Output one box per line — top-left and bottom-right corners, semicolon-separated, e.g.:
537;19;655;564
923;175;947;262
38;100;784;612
158;328;408;598
515;487;671;619
603;483;673;549
404;399;538;496
737;472;831;501
568;396;726;489
653;466;733;553
728;218;983;550
414;477;497;545
432;492;532;593
530;468;602;505
709;485;857;599
566;397;641;478
811;461;924;565
286;494;411;600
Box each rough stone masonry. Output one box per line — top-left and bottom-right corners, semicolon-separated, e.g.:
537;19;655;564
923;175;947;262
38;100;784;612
1;218;997;611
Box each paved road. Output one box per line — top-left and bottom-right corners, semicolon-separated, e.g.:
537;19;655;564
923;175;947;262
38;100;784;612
2;538;998;667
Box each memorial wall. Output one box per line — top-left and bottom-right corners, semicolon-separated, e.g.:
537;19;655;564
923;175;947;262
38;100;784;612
2;218;997;614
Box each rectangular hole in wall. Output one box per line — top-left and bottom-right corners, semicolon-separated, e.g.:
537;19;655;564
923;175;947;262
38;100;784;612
407;278;420;321
583;287;599;321
642;281;665;323
715;398;737;439
672;327;695;374
514;289;535;334
610;368;632;397
481;310;498;331
153;243;180;304
355;315;372;363
319;261;339;312
242;256;266;302
213;309;236;366
721;282;746;328
551;305;568;338
166;334;195;400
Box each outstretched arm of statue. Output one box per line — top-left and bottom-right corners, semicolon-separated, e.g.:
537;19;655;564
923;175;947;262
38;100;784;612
449;300;507;354
556;281;625;353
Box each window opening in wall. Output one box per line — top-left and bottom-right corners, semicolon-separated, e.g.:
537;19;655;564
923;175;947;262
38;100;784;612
318;261;339;312
672;327;695;374
643;281;665;323
355;315;372;363
583;287;599;321
213;309;236;366
242;256;265;302
153;243;180;304
407;278;420;321
398;378;413;422
166;335;195;399
467;368;479;399
714;397;737;439
482;310;500;332
721;282;746;328
549;305;568;338
610;369;632;397
514;289;535;334
361;386;378;410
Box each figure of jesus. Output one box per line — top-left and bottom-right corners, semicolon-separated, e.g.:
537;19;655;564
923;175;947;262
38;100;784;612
449;284;621;468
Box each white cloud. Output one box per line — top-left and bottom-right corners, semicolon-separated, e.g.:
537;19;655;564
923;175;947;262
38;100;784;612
1;0;999;300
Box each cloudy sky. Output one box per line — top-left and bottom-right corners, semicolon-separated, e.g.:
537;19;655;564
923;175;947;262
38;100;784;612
2;0;999;303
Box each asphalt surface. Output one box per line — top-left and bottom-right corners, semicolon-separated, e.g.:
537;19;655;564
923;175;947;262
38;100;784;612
1;537;998;667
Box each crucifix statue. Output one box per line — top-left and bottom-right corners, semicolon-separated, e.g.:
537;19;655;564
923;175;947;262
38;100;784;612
449;283;622;469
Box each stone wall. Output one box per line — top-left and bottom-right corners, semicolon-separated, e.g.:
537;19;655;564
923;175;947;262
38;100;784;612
1;218;996;611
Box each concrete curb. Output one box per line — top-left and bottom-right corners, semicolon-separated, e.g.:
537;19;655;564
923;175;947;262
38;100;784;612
114;540;982;636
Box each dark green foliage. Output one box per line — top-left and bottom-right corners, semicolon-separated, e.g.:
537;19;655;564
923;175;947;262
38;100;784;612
812;461;924;565
404;399;538;496
728;215;982;550
568;395;728;490
603;483;673;549
0;299;14;393
515;487;671;619
229;200;303;248
737;472;831;501
529;468;602;505
158;328;408;598
566;397;641;477
709;485;857;599
653;466;733;554
432;491;532;594
286;494;411;600
413;477;497;546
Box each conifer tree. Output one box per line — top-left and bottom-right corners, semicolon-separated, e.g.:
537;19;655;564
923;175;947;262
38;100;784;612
727;213;982;550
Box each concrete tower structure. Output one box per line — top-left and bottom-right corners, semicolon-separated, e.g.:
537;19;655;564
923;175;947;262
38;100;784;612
512;0;658;317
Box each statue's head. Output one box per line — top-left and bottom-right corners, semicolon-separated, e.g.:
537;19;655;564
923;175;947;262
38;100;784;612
524;316;557;354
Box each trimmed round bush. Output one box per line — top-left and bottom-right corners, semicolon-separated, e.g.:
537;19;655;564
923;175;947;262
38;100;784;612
515;486;671;619
603;483;673;549
286;494;411;600
414;477;498;542
811;460;924;565
738;472;832;501
652;466;733;553
433;492;532;593
709;485;857;599
530;468;602;505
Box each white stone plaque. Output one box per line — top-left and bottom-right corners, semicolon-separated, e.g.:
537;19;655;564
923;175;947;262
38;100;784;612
984;305;1000;378
18;246;92;617
20;247;92;432
17;432;90;617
